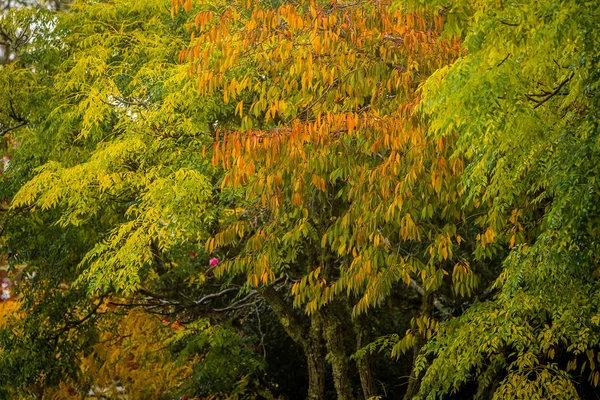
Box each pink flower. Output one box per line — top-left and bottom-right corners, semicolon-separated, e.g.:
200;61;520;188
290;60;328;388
209;257;219;267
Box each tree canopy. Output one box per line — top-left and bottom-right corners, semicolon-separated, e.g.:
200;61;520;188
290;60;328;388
1;0;599;399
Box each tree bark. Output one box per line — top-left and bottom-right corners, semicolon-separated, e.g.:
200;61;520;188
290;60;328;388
306;316;326;400
353;315;376;400
259;286;326;400
403;295;433;400
322;307;355;400
403;336;424;400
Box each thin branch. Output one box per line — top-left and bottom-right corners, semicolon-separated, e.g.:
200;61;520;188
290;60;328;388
214;298;261;313
408;279;452;317
194;287;239;305
383;34;404;43
499;20;519;27
214;289;260;312
438;6;451;16
52;296;106;346
496;53;511;67
0;121;27;137
8;97;26;122
255;304;267;359
532;72;574;109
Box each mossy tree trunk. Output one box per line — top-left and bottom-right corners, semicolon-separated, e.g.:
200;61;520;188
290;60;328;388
322;307;355;400
306;316;326;400
259;286;326;400
353;314;376;399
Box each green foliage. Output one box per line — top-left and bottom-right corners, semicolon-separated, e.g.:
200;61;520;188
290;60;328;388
407;0;600;398
0;282;102;398
5;0;221;295
2;0;600;398
0;0;232;396
169;319;265;398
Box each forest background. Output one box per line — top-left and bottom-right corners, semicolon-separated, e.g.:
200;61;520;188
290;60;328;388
0;0;599;399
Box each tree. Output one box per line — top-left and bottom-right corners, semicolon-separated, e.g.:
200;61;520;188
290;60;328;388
6;0;598;398
402;0;600;398
3;0;483;397
173;0;486;398
0;0;272;397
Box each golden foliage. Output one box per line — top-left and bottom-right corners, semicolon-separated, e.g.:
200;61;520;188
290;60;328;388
48;308;192;399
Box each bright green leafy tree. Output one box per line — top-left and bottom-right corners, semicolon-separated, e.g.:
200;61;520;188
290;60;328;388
405;0;600;398
0;0;268;398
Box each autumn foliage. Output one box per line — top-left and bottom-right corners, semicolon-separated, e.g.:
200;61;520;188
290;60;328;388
1;0;600;399
179;0;470;312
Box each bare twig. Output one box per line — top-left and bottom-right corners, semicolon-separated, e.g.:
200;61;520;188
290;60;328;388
408;278;452;317
530;72;574;109
194;287;239;305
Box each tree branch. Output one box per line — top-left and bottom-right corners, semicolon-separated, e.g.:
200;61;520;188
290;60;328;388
194;287;240;305
408;279;452;317
528;72;574;109
0;121;27;137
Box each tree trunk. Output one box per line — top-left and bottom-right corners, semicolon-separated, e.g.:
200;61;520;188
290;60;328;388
305;313;326;400
353;315;376;399
306;349;325;400
259;286;326;400
403;337;424;400
403;295;433;400
322;307;355;400
306;349;326;397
